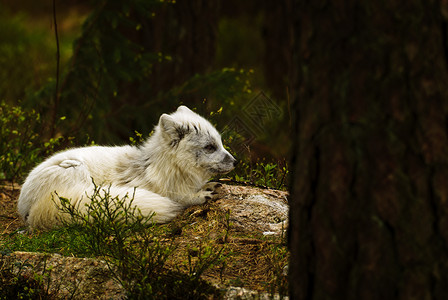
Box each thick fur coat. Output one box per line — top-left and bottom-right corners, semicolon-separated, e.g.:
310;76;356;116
18;106;236;230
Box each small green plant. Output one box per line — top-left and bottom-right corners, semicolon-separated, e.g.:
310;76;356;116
57;183;221;299
264;244;289;299
0;253;57;300
228;158;289;190
129;130;153;146
185;236;226;282
2;227;92;257
0;102;64;182
58;184;173;294
129;130;145;145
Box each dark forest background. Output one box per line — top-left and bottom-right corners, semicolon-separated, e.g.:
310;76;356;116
0;0;292;162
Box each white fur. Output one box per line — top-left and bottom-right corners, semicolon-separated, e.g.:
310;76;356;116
18;106;236;230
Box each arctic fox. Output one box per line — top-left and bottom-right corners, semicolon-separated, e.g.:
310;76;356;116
18;106;237;230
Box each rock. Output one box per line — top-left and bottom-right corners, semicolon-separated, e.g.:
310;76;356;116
0;251;125;299
216;184;289;236
223;286;289;300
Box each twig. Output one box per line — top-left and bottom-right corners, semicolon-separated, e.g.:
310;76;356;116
51;0;61;138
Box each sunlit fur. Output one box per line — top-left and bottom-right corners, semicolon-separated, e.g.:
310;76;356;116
17;106;236;230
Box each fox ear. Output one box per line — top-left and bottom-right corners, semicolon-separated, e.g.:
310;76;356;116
159;114;189;144
176;105;193;114
159;114;176;132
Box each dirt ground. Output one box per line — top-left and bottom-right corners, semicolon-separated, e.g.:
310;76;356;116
0;182;23;234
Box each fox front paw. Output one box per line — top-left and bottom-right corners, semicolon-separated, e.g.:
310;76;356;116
197;182;223;203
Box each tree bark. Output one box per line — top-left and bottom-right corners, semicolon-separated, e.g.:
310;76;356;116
289;1;448;299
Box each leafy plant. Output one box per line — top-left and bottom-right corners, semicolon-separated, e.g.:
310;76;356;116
264;243;289;299
0;253;58;300
56;183;221;299
0;102;64;182
228;158;289;190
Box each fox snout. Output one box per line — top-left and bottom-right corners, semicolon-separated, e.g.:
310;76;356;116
224;153;238;168
218;152;237;174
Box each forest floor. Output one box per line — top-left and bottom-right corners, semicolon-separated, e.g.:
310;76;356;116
0;182;289;299
0;182;22;235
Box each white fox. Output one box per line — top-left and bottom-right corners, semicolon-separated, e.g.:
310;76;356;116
17;106;237;230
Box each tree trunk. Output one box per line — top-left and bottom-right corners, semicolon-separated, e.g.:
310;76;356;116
289;1;448;299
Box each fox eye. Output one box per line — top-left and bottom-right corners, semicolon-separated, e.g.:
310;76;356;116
204;144;217;152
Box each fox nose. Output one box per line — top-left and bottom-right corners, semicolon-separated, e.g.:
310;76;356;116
224;154;237;167
232;157;238;167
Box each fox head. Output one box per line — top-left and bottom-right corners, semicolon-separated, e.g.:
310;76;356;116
156;106;237;176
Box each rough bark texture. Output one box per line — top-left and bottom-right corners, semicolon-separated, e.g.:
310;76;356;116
289;1;448;299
